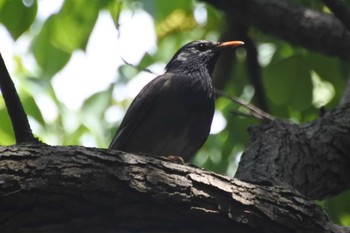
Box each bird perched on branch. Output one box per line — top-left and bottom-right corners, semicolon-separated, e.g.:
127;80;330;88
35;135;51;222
109;40;244;161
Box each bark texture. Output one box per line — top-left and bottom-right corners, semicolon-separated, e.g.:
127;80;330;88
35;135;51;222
0;145;348;233
235;103;350;200
1;1;350;232
203;0;350;61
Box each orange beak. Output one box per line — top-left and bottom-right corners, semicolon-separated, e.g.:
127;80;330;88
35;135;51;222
218;41;245;48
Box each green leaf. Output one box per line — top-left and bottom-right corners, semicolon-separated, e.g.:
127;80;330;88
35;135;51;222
22;95;45;126
323;191;350;225
31;16;71;76
64;125;89;145
82;86;113;116
80;85;114;145
106;0;122;28
0;0;37;39
142;0;197;38
143;0;192;22
31;0;103;76
264;55;313;111
305;52;346;105
51;0;100;53
0;107;15;145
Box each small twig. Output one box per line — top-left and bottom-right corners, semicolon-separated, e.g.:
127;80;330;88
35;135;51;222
230;109;260;119
120;57;159;75
322;0;350;32
0;53;40;144
215;89;275;121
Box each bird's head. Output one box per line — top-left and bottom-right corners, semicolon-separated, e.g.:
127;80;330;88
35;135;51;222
165;40;244;75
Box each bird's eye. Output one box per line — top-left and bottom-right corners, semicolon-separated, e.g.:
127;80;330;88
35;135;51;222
196;43;207;51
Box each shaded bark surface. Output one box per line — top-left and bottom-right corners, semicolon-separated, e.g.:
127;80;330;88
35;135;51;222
236;103;350;199
1;1;350;232
203;0;350;60
0;145;348;233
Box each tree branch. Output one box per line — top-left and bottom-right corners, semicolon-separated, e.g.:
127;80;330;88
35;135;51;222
244;36;268;111
0;53;39;144
322;0;350;32
213;19;269;112
203;0;350;61
215;89;275;120
236;103;350;199
212;19;241;90
0;145;348;233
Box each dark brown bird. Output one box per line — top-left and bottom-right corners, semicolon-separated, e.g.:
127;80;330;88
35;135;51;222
109;40;244;161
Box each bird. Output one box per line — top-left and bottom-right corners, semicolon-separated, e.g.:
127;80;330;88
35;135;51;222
109;40;244;161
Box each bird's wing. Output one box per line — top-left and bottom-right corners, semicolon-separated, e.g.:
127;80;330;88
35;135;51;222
109;73;177;150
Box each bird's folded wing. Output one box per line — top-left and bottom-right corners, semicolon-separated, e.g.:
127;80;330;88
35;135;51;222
109;73;182;150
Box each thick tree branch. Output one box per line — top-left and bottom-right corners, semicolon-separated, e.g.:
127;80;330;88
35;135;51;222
203;0;350;61
0;145;348;233
236;103;350;200
0;53;39;144
322;0;350;32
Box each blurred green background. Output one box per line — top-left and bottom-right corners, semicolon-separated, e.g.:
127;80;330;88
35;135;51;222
0;0;349;225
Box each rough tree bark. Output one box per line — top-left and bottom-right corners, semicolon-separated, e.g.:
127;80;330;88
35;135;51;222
1;0;350;232
203;0;350;60
236;103;350;200
0;144;349;233
1;103;350;232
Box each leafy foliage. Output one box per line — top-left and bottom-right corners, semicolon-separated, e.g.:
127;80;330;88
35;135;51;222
0;0;349;225
0;0;37;39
